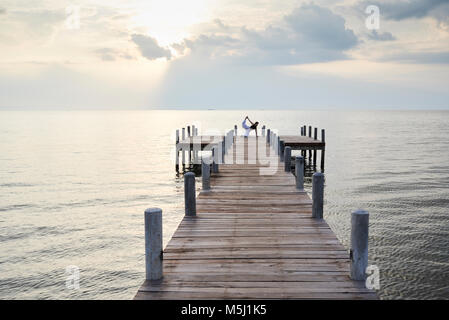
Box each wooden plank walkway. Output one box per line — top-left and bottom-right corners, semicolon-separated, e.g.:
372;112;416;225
135;136;377;300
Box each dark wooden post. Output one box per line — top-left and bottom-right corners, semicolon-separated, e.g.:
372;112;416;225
184;172;196;216
279;140;285;162
312;172;324;219
182;128;185;167
284;146;291;172
176;129;180;171
202;157;211;190
321;129;326;170
308;126;312;162
313;127;318;167
295;156;304;190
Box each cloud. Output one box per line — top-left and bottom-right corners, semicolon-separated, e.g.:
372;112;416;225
379;0;448;20
382;51;449;64
173;3;359;65
0;8;6;15
367;30;396;41
361;0;449;25
152;53;449;109
94;48;135;61
131;34;172;60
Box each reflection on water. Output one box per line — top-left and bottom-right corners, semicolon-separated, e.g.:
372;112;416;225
0;110;448;299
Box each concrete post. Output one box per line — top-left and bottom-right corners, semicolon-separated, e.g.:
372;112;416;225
312;172;324;219
350;210;369;281
145;208;163;280
202;158;210;190
234;125;237;136
295;156;304;190
184;172;196;216
284;146;291;172
267;129;271;144
262;125;266;136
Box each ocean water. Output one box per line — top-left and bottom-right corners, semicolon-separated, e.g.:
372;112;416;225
0;110;448;300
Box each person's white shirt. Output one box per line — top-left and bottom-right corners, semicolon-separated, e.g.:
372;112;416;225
242;119;251;137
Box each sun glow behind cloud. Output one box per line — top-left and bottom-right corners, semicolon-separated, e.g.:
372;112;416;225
130;0;216;46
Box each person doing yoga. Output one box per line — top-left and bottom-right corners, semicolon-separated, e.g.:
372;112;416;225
242;116;259;137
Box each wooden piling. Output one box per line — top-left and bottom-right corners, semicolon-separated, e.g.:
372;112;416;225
212;147;219;173
350;210;369;281
277;136;280;156
321;129;326;170
222;140;225;164
308;126;312;162
279;140;285;162
187;126;191;165
313;127;318;167
295;156;304;190
181;128;185;167
144;208;163;281
312;172;324;219
284;146;291;172
184;172;196;216
175;129;180;171
201;157;211;190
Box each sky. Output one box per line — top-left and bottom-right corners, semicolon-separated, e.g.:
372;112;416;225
0;0;448;109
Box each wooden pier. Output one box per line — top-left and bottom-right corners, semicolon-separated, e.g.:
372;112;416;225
135;131;377;300
175;124;326;170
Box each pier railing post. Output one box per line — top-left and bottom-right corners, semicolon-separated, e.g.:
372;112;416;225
284;146;291;172
184;172;196;216
313;127;318;167
262;125;266;136
222;140;225;164
279;140;285;162
234;125;237;136
276;136;281;156
321;129;326;170
202;157;211;190
145;208;163;281
212;147;219;173
175;129;180;170
295;156;304;190
312;172;324;219
267;129;271;144
350;210;369;281
181;128;186;166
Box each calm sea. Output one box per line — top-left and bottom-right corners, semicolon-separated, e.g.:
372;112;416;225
0;110;448;299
